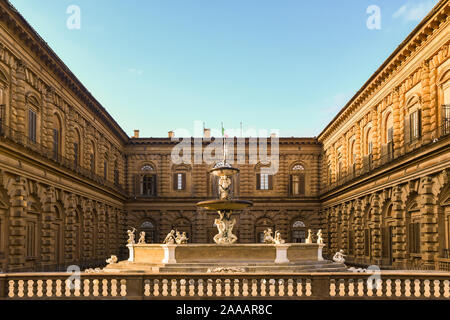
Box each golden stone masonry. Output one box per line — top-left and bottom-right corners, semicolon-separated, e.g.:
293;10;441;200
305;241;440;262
0;0;449;274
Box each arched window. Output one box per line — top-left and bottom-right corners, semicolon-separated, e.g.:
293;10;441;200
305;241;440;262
289;164;305;196
172;165;190;192
405;95;422;144
52;113;62;161
366;128;373;155
291;220;306;243
255;217;274;243
139;220;155;243
0;70;8;131
137;164;157;196
407;202;421;255
381;204;394;264
385;112;394;143
73;128;81;167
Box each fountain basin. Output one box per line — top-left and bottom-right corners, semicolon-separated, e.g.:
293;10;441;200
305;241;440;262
196;199;253;211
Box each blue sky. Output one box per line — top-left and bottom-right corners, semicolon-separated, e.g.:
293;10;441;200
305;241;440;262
9;0;439;137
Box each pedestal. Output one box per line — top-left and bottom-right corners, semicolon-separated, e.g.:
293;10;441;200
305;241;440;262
274;244;290;264
162;244;177;264
127;244;134;262
318;244;325;261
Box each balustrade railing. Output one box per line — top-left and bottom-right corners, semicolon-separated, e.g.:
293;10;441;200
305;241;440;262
1;272;449;300
0;123;126;195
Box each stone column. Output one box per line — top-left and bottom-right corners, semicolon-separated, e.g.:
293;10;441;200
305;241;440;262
82;200;94;264
7;176;27;271
40;186;56;270
64;194;77;265
392;185;407;268
370;193;382;265
421;61;433;144
353;199;364;263
419;176;439;270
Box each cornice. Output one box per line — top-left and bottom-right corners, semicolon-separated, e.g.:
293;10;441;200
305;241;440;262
0;0;129;144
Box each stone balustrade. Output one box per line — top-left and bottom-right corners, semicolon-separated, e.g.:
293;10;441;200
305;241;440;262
1;272;449;300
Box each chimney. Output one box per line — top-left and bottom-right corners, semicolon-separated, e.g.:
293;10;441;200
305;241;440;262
168;131;175;138
204;128;211;139
133;130;140;138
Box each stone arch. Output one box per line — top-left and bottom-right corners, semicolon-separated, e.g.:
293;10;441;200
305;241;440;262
290;217;308;243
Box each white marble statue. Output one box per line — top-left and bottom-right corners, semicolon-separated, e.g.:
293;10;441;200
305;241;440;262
333;249;346;263
106;255;118;265
138;231;146;244
305;229;312;244
218;175;232;200
163;230;176;244
175;231;189;244
127;227;136;244
263;228;275;244
213;211;237;244
316;229;323;244
274;231;285;244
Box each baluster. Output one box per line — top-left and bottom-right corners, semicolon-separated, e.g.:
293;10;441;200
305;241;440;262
305;279;312;297
74;278;81;297
83;279;90;297
111;279;118;297
224;279;231;297
55;279;62;297
357;279;364;297
243;279;249;297
443;280;449;298
404;279;411;297
260;279;266;297
92;279;99;297
36;280;43;298
188;279;195;297
162;279;168;296
423;280;431;298
287;279;294;297
8;280;16;298
432;280;440;298
180;279;186;297
414;279;421;298
26;280;34;298
338;279;345;297
376;278;383;297
329;279;336;297
102;279;109;297
347;279;354;297
215;279;222;297
120;279;127;297
198;279;205;297
385;279;392;297
296;279;303;297
153;279;160;297
45;279;53;298
277;279;284;297
233;279;240;297
206;279;213;297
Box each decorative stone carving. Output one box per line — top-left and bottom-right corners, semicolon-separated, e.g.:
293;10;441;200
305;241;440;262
317;229;323;244
163;230;176;244
333;250;346;264
127;228;136;244
175;231;188;244
305;229;312;244
207;267;246;273
106;255;118;265
138;231;146;244
213;211;237;244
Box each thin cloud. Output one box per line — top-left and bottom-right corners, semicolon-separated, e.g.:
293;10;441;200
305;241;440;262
127;68;144;76
393;1;438;22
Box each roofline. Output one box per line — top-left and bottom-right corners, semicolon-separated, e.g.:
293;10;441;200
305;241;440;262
317;0;448;141
1;0;130;143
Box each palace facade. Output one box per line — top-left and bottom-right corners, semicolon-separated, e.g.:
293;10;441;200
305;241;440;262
0;0;448;272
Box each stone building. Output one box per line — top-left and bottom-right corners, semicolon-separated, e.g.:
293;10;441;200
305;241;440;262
0;0;449;272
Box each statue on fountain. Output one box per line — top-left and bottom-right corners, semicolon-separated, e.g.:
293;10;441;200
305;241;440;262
175;231;189;244
218;175;232;200
213;210;237;244
138;231;146;244
317;229;323;244
263;228;274;244
274;231;285;244
163;230;176;244
127;228;136;244
305;229;313;244
333;249;346;263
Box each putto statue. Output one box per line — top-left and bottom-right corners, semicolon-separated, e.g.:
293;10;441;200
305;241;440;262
274;231;285;244
333;249;346;264
175;231;189;244
138;231;146;244
316;229;323;244
305;229;312;244
127;227;136;244
106;255;118;265
263;228;275;244
163;230;176;244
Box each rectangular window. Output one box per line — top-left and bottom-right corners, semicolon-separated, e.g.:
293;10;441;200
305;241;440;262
260;173;269;190
387;127;393;142
364;229;371;256
26;221;36;257
409;222;421;254
410;111;421;140
177;173;183;190
173;172;186;191
73;143;79;166
52;128;59;160
348;230;355;255
368;141;373;155
104;161;108;180
28;109;37;142
114;169;119;185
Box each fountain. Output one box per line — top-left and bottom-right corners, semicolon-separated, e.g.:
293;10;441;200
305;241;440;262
103;145;346;273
